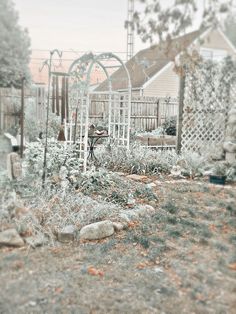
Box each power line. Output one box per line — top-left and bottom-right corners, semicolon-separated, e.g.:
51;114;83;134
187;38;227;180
31;48;127;54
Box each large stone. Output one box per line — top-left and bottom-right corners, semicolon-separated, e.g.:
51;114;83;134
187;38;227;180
11;153;22;179
112;222;125;232
25;235;47;248
126;174;148;182
119;204;155;222
0;229;24;247
223;141;236;153
15;206;29;218
225;152;236;163
10;152;20;164
146;182;156;189
119;213;131;223
135;204;155;217
57;225;77;243
80;220;114;240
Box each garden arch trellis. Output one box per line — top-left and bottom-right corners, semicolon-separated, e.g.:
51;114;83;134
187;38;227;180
67;52;132;171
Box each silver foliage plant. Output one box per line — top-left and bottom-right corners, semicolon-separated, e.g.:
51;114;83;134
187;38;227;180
96;142;179;174
24;140;82;181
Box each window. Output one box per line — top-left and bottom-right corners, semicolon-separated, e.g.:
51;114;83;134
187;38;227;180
200;48;228;62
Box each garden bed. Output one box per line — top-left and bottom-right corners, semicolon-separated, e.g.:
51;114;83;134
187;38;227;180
0;172;236;313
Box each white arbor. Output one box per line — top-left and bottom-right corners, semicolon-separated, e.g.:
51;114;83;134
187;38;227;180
66;52;132;171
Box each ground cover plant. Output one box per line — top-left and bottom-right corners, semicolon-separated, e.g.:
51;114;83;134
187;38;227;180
1;140;236;313
0;171;236;313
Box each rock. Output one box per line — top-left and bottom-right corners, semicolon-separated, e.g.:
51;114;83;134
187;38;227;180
169;165;185;179
225;152;236;163
126;193;136;207
0;229;24;247
80;220;114;240
153;180;162;186
114;172;126;177
122;210;139;220
223;141;236;153
51;175;60;184
120;204;155;222
119;213;131;223
135;204;155;217
112;222;124;232
126;174;148;182
59;166;68;180
203;170;213;176
15;206;30;218
6;197;29;219
12;162;22;179
146;182;156;189
57;225;77;243
6;153;22;180
25;235;47;248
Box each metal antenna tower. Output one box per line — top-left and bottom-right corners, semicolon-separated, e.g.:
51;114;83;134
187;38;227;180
127;0;134;61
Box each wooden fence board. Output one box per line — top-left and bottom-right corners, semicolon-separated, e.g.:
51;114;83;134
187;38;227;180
89;96;178;131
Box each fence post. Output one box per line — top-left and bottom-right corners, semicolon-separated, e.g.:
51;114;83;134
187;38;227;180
176;73;185;153
0;89;2;132
20;78;25;158
156;99;159;128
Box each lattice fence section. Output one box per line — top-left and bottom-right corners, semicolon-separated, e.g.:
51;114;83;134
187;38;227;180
181;61;236;153
109;92;131;147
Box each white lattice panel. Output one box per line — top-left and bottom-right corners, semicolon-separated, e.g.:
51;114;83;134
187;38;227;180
181;64;236;153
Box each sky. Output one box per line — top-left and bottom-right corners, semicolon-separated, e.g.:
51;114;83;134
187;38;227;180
13;0;204;83
13;0;148;82
14;0;146;54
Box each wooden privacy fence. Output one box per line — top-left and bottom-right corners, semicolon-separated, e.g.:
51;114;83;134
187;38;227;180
0;87;20;132
89;96;178;131
0;85;46;132
1;84;178;134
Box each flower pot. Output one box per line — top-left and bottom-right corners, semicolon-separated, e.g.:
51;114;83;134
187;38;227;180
209;175;226;185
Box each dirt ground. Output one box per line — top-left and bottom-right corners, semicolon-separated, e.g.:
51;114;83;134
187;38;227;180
0;177;236;314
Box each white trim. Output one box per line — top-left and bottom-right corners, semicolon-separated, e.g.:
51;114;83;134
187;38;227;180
117;87;140;92
217;28;236;55
142;62;174;89
141;29;212;90
190;28;212;48
174;28;212;64
137;27;236;91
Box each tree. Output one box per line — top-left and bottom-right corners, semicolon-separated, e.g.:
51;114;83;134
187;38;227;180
224;13;236;47
127;0;235;44
0;0;31;87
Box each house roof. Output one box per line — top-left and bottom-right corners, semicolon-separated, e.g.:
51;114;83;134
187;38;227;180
96;30;203;91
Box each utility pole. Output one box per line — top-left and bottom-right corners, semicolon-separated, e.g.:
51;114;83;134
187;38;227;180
127;0;135;61
20;77;25;158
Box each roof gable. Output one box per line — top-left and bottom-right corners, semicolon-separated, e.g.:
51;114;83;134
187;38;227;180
96;30;202;91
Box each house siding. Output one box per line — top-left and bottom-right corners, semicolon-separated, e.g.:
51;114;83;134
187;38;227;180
201;29;236;56
142;29;236;99
143;62;180;98
130;90;141;97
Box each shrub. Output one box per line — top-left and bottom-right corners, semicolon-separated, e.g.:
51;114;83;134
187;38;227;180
96;142;178;175
24;140;83;181
162;116;177;136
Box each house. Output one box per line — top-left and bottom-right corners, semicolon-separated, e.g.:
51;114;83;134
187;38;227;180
96;28;236;98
